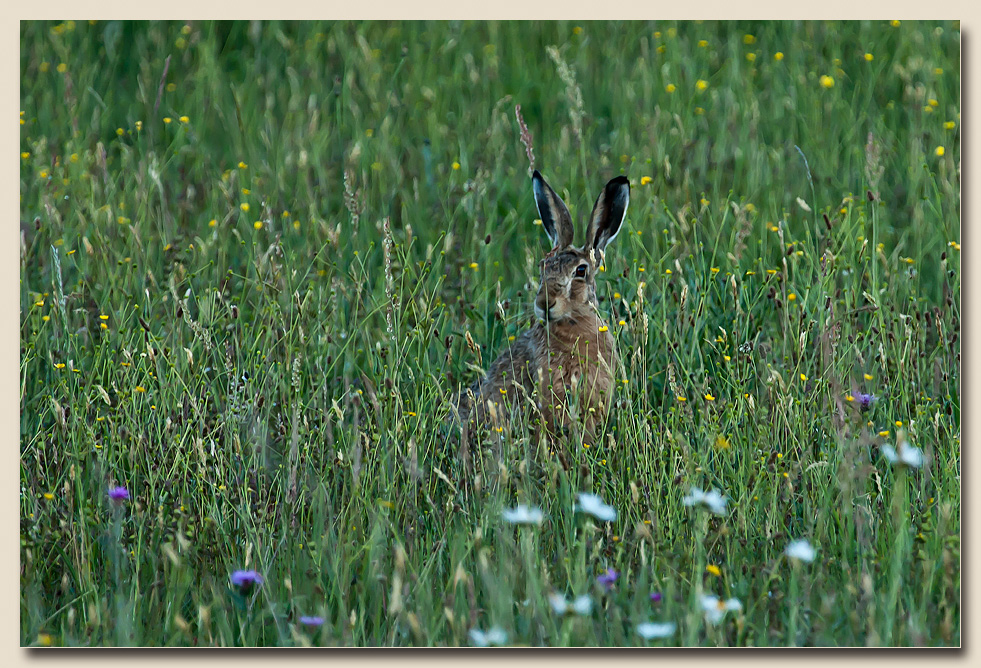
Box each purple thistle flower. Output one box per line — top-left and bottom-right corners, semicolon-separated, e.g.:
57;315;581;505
855;392;876;411
230;569;263;591
299;615;325;628
596;568;618;590
650;591;663;603
108;486;130;502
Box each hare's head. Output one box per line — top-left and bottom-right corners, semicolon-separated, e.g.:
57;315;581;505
531;170;630;324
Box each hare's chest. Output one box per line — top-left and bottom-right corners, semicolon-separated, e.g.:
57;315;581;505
538;328;616;411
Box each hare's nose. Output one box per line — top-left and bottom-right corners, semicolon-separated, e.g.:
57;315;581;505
535;290;551;314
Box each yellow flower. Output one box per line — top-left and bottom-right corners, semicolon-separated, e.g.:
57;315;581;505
57;63;67;73
695;79;708;91
820;75;835;89
935;67;944;75
640;175;653;185
800;373;808;381
676;396;687;402
746;52;756;62
135;386;146;393
774;51;784;61
469;262;478;269
928;99;939;107
706;564;722;576
163;117;172;124
695;107;704;115
21;152;29;159
865;53;874;61
238;161;248;169
452;161;461;170
864;373;873;381
365;128;374;137
598;325;609;332
179;115;189;123
743;34;755;44
891;20;901;27
698;40;708;48
240;203;250;212
714;435;731;450
700;197;710;206
787;293;796;301
710;267;720;274
935;146;945;157
665;83;676;93
704;393;715;401
208;219;217;227
944;121;956;130
253;221;263;230
573;26;583;35
116;128;124;136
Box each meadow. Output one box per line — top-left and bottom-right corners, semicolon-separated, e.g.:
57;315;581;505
19;20;960;647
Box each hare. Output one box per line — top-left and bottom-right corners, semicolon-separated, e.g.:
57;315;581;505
454;170;630;453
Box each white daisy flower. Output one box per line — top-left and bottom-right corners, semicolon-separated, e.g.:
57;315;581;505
784;539;817;563
575;492;617;522
881;432;924;469
700;594;742;625
682;487;728;515
468;625;508;646
501;505;544;525
636;621;677;639
548;593;593;616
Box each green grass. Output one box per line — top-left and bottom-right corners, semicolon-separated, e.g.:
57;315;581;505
20;19;960;647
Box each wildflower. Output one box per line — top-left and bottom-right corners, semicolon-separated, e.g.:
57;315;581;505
891;20;901;27
713;435;730;450
704;393;715;401
179;115;189;124
820;75;835;89
502;505;544;525
548;593;593;616
299;615;325;628
253;221;263;230
469;626;508;647
706;564;722;577
865;53;874;61
452;161;461;170
700;595;742;624
163;117;172;124
636;621;677;639
935;146;945;157
576;492;617;521
784;539;817;563
698;40;708;48
230;569;264;591
743;34;755;44
650;591;663;603
640;175;653;185
881;431;924;469
854;392;876;410
21;152;30;159
944;121;956;130
665;84;676;94
695;79;708;91
774;51;784;61
108;486;130;502
240;203;250;212
238;161;248;169
682;486;728;515
596;568;618;590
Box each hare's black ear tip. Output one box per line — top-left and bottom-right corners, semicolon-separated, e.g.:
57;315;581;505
611;175;630;189
532;169;543;181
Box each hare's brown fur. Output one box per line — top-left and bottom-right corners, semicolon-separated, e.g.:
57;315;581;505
453;171;630;448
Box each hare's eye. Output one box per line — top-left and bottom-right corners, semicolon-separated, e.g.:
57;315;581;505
575;264;588;278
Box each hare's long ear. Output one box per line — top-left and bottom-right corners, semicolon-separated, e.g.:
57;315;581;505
532;170;574;250
584;176;630;257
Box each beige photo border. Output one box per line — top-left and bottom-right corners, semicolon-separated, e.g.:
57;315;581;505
5;1;973;664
